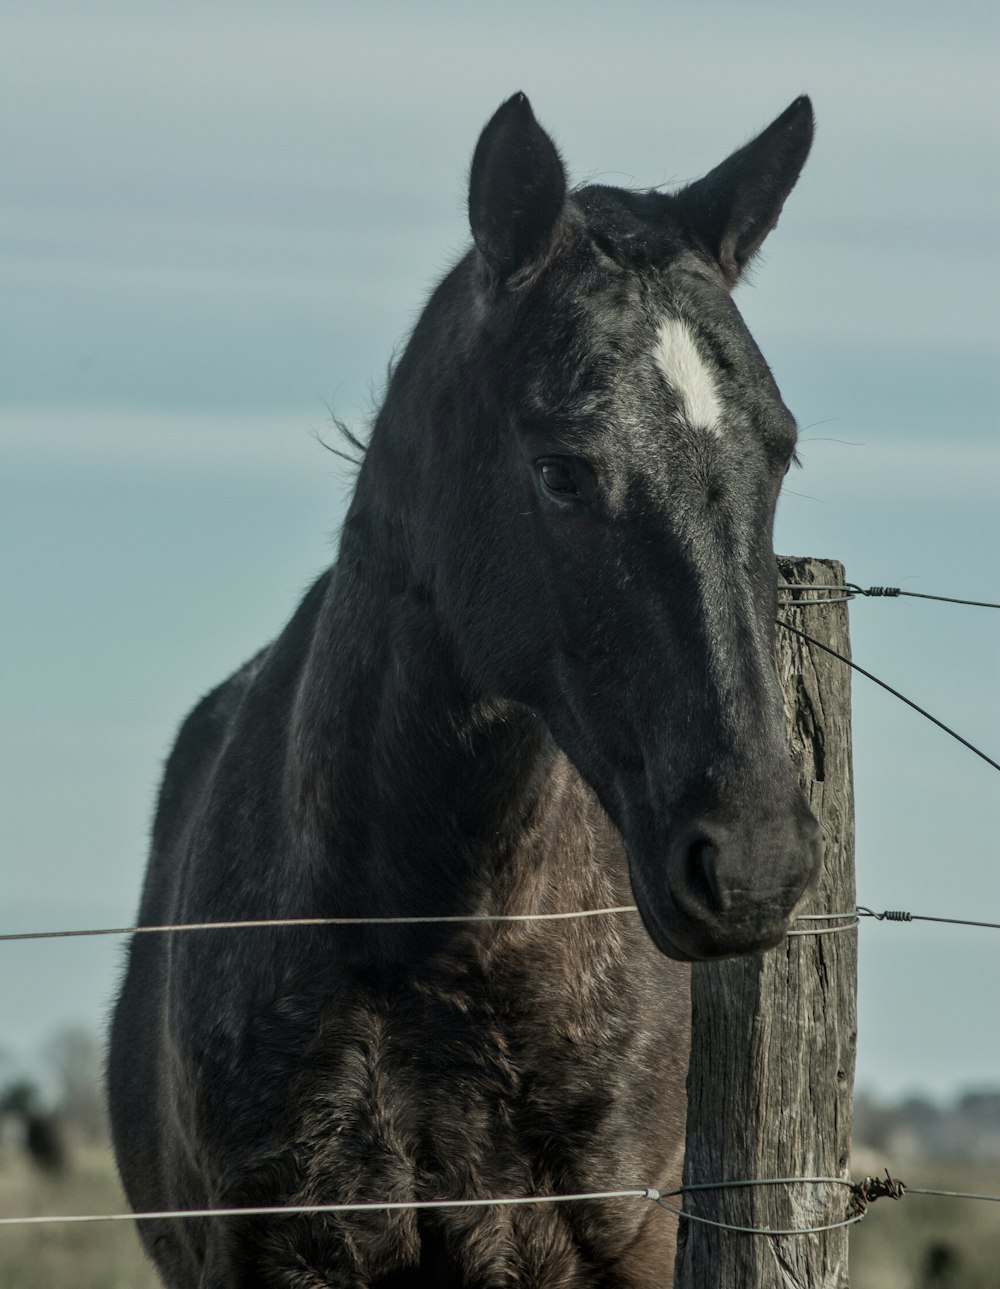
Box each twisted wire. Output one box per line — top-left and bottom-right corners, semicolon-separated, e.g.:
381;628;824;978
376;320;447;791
777;583;1000;610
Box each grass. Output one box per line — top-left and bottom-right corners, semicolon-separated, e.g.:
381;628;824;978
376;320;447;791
0;1145;158;1289
1;1145;998;1286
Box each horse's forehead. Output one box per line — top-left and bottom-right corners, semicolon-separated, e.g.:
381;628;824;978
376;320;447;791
522;269;742;438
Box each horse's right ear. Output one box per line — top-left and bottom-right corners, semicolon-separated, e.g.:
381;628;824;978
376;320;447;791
469;93;567;285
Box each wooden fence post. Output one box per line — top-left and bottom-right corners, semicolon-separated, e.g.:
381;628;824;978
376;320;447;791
673;557;858;1288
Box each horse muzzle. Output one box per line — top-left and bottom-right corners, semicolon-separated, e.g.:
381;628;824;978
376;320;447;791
627;801;823;962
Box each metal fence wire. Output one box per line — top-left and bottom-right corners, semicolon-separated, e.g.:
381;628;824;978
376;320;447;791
2;574;998;1237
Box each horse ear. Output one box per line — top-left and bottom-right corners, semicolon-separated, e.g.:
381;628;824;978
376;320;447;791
469;93;567;284
676;96;814;289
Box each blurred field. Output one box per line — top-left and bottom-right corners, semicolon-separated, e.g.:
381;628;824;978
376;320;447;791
849;1160;1000;1289
0;1145;157;1289
1;1145;998;1286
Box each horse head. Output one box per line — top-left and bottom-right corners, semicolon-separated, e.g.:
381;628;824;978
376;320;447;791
365;94;822;961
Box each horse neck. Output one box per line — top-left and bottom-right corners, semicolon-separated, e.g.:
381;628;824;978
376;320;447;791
288;506;614;929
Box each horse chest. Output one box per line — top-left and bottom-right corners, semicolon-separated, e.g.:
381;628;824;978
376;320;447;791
290;963;648;1187
245;969;685;1286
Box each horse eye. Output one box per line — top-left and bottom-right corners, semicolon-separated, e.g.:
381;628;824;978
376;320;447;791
538;458;579;496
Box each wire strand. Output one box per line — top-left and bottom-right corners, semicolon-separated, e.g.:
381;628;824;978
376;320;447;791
0;1188;656;1228
657;1174;864;1235
0;906;641;944
5;904;1000;944
652;1197;863;1236
904;1187;1000;1202
1;574;993;1240
883;590;1000;609
776;619;1000;773
777;589;854;606
778;583;1000;610
0;1179;868;1235
11;1174;994;1236
857;906;1000;932
786;915;859;937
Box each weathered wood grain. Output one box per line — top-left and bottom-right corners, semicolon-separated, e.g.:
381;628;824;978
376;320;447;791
674;557;857;1288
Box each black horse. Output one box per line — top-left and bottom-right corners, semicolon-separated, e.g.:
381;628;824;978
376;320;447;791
109;93;821;1287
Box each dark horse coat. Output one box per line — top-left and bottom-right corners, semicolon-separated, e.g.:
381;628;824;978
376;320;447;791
109;94;821;1287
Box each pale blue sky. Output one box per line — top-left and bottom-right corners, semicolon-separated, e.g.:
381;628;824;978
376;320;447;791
2;0;998;1100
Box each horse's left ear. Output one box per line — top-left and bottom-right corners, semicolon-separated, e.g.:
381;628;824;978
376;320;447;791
677;96;814;289
469;93;567;285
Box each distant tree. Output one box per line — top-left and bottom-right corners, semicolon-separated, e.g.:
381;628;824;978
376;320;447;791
0;1078;40;1119
0;1077;67;1173
919;1240;961;1289
24;1111;66;1172
44;1026;108;1143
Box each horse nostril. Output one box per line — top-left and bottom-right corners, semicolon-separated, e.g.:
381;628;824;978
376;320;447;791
687;838;723;912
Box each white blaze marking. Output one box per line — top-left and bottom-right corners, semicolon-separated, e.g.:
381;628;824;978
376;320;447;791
653;318;722;434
